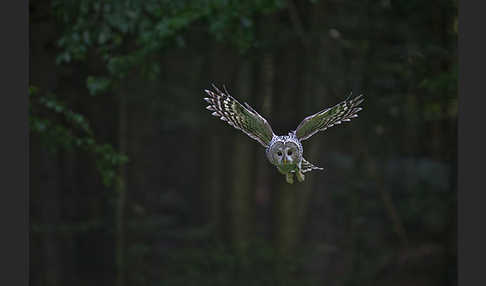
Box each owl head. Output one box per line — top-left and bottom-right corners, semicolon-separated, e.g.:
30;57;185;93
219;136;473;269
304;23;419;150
267;139;301;166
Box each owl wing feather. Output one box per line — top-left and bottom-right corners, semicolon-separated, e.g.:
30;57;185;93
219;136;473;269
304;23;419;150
204;84;275;147
291;158;324;173
294;94;364;141
301;158;324;173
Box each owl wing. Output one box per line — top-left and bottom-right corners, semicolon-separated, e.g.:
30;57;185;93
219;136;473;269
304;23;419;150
294;94;364;141
204;84;275;147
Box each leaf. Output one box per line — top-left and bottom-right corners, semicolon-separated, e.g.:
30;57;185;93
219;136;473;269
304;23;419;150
86;76;111;96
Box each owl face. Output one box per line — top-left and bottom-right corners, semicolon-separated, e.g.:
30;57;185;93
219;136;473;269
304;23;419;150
269;140;301;166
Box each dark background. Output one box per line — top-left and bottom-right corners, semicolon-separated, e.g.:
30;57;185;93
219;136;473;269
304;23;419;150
29;0;457;285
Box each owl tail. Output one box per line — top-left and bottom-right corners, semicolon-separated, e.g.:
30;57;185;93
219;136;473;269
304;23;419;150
300;158;324;173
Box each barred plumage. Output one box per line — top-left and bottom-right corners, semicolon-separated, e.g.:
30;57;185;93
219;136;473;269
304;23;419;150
294;93;364;141
203;84;364;184
297;158;324;173
204;84;275;147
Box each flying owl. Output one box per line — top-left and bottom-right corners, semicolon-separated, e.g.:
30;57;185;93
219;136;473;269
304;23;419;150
203;84;364;184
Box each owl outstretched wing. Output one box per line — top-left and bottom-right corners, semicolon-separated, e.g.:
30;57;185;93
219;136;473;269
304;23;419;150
294;94;364;141
204;84;275;147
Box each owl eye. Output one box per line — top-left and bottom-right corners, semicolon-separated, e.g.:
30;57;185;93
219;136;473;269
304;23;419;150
277;151;283;156
287;150;293;156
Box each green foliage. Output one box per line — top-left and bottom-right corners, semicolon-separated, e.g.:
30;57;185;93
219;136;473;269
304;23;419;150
419;62;458;119
86;76;112;96
53;0;290;84
29;86;128;186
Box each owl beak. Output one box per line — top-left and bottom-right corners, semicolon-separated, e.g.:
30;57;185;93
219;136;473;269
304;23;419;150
282;156;287;164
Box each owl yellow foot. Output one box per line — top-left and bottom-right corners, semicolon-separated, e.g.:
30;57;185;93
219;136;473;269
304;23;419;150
286;172;294;184
296;170;305;182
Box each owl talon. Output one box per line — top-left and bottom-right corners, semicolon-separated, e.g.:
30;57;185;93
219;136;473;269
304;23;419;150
296;170;305;182
286;173;294;184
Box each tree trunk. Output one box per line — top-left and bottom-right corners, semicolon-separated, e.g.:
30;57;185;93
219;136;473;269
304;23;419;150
115;88;128;286
230;60;255;252
38;147;62;286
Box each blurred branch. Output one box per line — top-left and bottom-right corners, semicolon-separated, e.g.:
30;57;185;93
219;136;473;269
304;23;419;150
380;186;408;245
369;159;408;245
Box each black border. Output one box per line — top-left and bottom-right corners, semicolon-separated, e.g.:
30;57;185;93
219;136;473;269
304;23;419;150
1;0;28;285
458;1;486;286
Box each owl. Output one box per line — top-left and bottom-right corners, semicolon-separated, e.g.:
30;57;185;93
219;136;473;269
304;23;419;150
204;84;364;184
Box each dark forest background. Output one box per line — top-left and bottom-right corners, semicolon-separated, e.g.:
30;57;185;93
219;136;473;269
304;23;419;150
29;0;458;285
